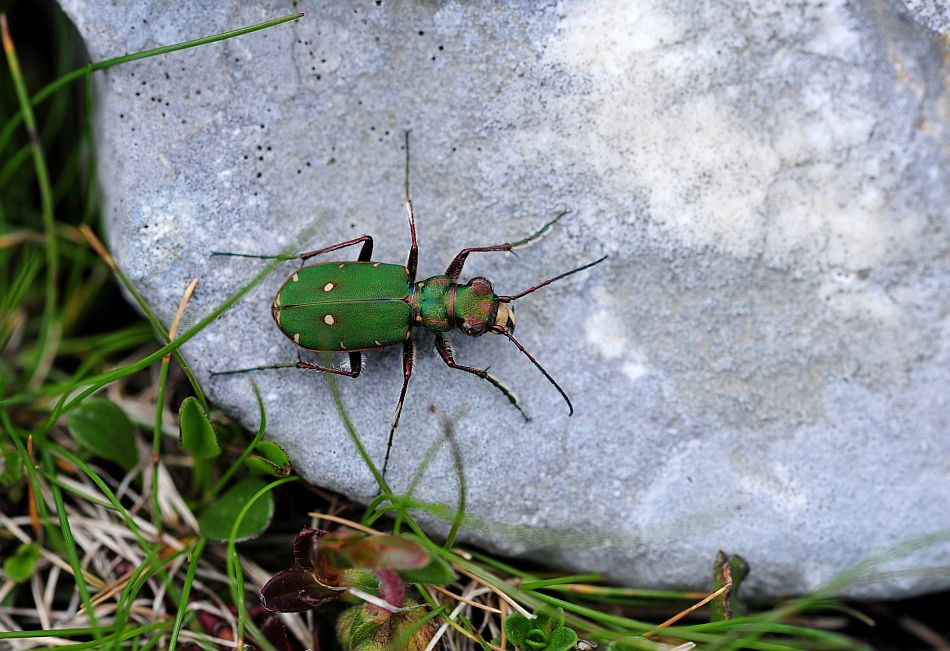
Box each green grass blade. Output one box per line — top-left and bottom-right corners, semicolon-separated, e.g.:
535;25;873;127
1;14;61;389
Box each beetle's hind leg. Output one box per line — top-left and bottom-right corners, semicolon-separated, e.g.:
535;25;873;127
434;333;530;422
211;352;363;378
382;338;415;477
212;235;374;264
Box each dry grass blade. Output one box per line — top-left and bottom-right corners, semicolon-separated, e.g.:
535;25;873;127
642;582;732;638
309;511;382;535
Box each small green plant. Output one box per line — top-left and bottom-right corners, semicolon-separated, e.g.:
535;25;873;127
504;603;578;651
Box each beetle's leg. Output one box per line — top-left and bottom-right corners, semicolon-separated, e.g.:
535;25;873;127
382;338;414;476
444;210;569;282
434;333;530;422
403;131;419;282
296;351;363;377
212;235;374;263
211;352;362;377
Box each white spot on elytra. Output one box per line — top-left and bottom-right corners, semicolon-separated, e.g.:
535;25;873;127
323;282;335;292
293;333;300;344
292;272;299;282
374;339;382;346
324;314;335;325
373;262;381;267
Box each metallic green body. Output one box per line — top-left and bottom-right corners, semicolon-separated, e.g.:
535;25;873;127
272;264;506;351
273;262;411;351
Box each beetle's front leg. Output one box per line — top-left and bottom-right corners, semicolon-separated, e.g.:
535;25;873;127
444;210;569;282
434;333;529;422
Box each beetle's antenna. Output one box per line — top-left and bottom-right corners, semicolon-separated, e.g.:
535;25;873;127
494;328;574;416
499;255;607;302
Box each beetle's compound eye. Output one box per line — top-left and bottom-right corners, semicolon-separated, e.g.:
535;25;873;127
461;315;489;337
469;276;493;296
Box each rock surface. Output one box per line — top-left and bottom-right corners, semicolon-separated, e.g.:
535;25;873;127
59;0;950;597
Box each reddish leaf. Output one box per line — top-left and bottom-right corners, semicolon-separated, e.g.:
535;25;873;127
376;569;406;607
260;568;342;613
291;528;326;568
342;535;430;570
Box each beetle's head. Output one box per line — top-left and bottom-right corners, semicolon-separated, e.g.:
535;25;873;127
456;276;514;337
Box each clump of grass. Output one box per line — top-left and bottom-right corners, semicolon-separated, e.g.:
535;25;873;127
0;3;935;650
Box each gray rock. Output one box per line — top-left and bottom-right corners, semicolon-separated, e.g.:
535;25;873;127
59;0;949;598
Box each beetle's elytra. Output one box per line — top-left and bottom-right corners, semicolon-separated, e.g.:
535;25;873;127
213;132;606;474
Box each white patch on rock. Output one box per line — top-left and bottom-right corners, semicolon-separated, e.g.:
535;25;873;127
545;0;923;270
585;308;627;360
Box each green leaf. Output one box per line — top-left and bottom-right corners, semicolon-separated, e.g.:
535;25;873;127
534;603;564;634
67;398;138;470
545;627;578;651
3;543;41;583
198;477;273;541
178;396;220;459
503;613;533;645
245;440;291;476
399;552;455;585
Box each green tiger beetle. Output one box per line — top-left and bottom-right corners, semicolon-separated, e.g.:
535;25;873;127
213;132;606;474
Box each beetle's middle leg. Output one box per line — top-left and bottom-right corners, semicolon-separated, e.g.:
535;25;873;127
444;210;569;282
211;352;362;378
434;333;530;422
212;235;374;263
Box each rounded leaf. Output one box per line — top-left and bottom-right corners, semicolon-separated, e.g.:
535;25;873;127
503;613;534;645
3;543;41;583
546;626;579;651
67;398;138;470
245;440;292;476
178;397;220;459
198;476;273;541
260;568;342;612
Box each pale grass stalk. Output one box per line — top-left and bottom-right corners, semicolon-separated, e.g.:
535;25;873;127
277;611;313;651
51;472;114;509
151;552;188;616
0;578;17;604
30;571;51;630
429;583;502;614
176;630;241;649
426;584;495;651
42;565;61;622
309;511;382;535
453;564;532;618
155;462;200;531
499;594;508;649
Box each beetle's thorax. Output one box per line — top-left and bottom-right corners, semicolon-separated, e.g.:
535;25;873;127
409;275;511;336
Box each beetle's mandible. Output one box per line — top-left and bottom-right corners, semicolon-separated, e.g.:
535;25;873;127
213;132;606;474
